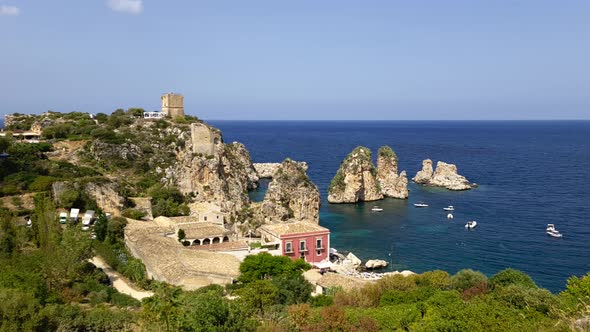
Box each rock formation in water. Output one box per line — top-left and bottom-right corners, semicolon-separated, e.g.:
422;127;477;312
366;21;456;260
365;259;389;269
413;159;475;191
376;146;409;199
253;159;320;224
412;159;434;184
328;147;383;203
254;162;308;178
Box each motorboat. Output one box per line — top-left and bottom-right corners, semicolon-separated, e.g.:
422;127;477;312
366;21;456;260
447;213;454;219
465;221;477;229
414;203;429;208
371;206;383;212
546;224;563;238
443;206;455;211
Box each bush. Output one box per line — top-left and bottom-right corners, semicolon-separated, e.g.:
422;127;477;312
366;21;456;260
489;268;537;289
121;208;146;220
450;269;488;292
28;176;56;192
417;270;451;290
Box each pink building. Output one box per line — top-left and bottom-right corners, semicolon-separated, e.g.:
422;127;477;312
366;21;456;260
259;221;330;265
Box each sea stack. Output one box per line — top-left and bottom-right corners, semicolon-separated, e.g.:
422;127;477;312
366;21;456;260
413;160;475;191
327;147;383;203
376;146;409;199
253;159;321;223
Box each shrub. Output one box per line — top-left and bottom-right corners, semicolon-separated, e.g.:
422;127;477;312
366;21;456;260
489;268;537;289
121;208;146;220
450;269;488;292
417;270;451;290
27;176;56;192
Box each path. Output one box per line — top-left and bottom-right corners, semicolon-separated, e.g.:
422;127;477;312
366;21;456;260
90;256;153;301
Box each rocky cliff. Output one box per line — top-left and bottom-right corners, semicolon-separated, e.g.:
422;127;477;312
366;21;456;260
413;160;475;190
376;146;409;199
253;159;320;224
328;147;383;203
168;133;259;216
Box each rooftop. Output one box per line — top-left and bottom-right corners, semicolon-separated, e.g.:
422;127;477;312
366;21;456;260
259;221;329;237
180;222;228;239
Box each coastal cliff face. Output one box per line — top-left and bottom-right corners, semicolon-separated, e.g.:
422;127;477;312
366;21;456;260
253;159;320;224
328;147;383;203
376;146;409;199
168;132;259;216
413;159;474;191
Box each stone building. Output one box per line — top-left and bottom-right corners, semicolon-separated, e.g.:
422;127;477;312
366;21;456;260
161;93;185;119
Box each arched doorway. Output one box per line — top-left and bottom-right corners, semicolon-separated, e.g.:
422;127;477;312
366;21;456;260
202;238;211;245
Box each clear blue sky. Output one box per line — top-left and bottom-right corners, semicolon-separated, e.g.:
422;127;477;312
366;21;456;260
1;0;589;120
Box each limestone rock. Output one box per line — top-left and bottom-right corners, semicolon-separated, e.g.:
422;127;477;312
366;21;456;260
254;162;308;178
84;181;126;216
413;160;475;191
328;147;383;203
412;159;434;184
52;180;125;216
253;159;320;224
365;259;389;269
171;139;259;216
346;252;362;267
376;146;408;199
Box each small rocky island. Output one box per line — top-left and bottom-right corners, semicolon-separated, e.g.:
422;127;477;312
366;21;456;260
327;146;408;203
413;159;476;190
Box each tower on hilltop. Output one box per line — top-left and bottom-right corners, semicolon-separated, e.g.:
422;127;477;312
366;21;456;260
161;93;185;119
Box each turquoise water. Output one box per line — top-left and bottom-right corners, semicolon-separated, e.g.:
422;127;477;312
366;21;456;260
216;121;589;292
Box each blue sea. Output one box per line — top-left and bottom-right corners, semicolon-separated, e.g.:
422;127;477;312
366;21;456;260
210;120;590;292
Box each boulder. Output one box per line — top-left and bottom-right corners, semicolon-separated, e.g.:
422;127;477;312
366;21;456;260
328;147;383;203
346;252;362;267
365;259;389;269
376;146;408;199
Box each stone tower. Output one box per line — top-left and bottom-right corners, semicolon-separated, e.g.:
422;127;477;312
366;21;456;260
161;93;185;119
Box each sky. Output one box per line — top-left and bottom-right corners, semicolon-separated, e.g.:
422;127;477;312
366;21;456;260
0;0;589;120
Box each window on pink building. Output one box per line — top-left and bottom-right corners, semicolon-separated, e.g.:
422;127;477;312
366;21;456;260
299;240;307;252
285;241;293;253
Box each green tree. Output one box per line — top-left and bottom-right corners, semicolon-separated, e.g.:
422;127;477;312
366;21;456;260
238;252;310;283
94;211;108;242
489;268;537;289
237;280;279;316
0;211;17;255
177;229;186;243
450;269;488;292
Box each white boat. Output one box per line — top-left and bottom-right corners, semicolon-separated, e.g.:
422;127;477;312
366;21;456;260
465;221;477;229
546;224;563;238
447;213;454;219
443;206;455;211
371;206;383;212
414;203;429;208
